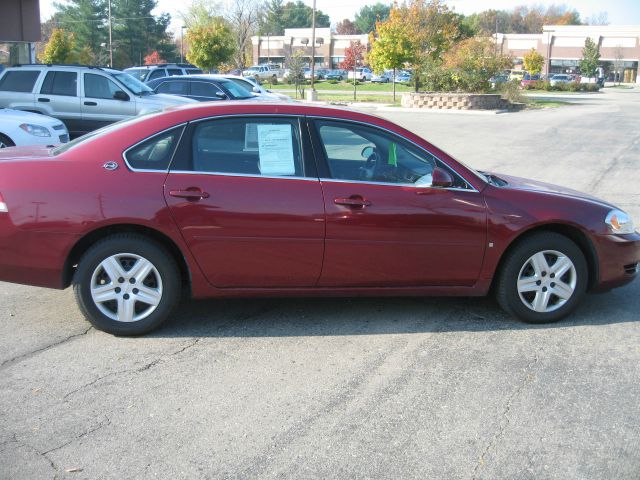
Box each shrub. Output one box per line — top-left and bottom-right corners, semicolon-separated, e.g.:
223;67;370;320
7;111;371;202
499;80;526;104
327;79;338;84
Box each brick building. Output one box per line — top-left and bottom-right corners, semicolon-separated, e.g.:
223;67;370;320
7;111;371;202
497;25;640;83
251;28;369;69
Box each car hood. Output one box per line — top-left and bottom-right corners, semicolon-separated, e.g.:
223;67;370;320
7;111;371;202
0;144;52;160
0;108;62;126
494;172;616;209
138;94;196;105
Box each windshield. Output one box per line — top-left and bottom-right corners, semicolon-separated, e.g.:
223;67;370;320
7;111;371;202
112;72;154;95
124;68;147;82
219;80;253;99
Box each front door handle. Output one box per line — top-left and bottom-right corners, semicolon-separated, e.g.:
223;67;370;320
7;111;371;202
37;97;50;102
169;188;210;200
84;101;98;106
334;195;371;207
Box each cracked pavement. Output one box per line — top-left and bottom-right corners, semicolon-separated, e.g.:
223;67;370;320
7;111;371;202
1;88;640;479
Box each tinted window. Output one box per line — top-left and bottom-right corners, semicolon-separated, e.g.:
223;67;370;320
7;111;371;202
186;69;202;74
40;71;78;96
0;70;41;92
148;69;166;81
314;120;436;185
157;81;188;95
189;117;303;177
167;69;182;76
125;127;183;171
84;73;121;99
218;80;252;99
190;81;224;99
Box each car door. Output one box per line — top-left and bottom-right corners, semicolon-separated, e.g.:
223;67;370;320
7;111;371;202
309;118;487;287
37;70;82;135
81;72;136;132
164;115;325;288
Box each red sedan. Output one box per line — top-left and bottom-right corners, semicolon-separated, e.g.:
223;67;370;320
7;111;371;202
0;103;638;335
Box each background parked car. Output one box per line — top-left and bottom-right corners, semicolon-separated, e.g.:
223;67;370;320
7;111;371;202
520;73;541;89
0;108;69;148
348;67;373;81
222;75;292;101
146;75;274;102
0;64;195;136
242;64;282;81
124;63;202;83
325;69;346;81
394;71;412;83
371;71;393;83
303;68;320;80
549;74;574;86
490;74;509;88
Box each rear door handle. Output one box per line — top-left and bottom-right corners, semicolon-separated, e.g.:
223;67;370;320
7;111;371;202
84;101;97;106
334;196;371;207
37;98;50;102
169;188;210;200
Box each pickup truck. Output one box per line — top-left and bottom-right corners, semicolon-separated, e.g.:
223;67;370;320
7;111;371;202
242;65;283;81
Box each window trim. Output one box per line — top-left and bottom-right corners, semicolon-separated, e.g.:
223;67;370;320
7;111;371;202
307;115;480;193
121;124;187;173
40;70;79;97
169;114;314;180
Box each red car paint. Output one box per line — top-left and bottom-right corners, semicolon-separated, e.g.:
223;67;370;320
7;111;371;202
0;102;637;300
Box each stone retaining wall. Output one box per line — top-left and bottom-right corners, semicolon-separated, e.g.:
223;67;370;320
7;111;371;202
401;92;517;110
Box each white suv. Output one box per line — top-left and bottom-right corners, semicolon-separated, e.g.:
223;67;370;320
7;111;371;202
0;64;195;136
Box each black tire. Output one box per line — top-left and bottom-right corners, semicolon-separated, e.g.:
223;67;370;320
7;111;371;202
73;234;181;335
496;232;588;324
0;133;15;148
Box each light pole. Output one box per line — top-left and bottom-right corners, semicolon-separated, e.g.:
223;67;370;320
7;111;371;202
267;32;271;64
310;0;317;96
108;0;113;67
180;26;187;63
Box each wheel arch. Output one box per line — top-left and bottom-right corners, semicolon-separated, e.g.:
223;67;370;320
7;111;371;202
492;223;599;291
63;223;191;292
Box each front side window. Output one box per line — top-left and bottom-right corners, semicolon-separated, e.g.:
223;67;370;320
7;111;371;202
40;71;78;96
84;73;121;99
157;80;188;95
167;69;182;76
190;81;224;99
314;120;436;186
0;70;41;92
187;117;303;177
125;127;183;171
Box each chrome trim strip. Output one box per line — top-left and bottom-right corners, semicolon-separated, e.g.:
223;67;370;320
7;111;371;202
306;115;481;193
319;178;477;192
122;123;187;173
169;170;319;182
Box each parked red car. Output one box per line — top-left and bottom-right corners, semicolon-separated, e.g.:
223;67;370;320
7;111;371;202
520;73;541;89
0;102;638;335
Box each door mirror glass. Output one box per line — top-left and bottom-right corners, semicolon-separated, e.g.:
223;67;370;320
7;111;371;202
113;90;129;101
252;86;260;93
431;167;454;188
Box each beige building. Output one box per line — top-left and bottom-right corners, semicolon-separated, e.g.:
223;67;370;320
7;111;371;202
497;25;640;83
251;28;369;69
0;0;40;66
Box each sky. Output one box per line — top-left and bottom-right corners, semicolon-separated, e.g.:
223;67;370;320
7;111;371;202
40;0;640;35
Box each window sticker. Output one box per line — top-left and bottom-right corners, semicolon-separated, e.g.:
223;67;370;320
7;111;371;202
257;124;296;175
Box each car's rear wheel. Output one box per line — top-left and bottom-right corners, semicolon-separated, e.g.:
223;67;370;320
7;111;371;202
0;134;15;148
73;234;181;335
496;232;588;323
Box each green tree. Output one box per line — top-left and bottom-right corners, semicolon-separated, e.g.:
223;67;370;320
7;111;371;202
580;37;600;78
38;28;76;64
523;48;544;75
52;0;105;62
368;7;414;101
354;3;391;34
258;0;284;35
280;1;330;30
186;17;235;71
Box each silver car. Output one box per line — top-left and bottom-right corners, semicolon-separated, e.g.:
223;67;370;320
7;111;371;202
0;65;195;136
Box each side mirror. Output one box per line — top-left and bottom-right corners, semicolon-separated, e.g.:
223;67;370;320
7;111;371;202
113;90;129;101
431;167;454;188
215;91;228;99
252;86;260;93
361;146;374;158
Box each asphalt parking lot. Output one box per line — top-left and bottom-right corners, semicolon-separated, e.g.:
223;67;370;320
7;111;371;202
1;87;639;479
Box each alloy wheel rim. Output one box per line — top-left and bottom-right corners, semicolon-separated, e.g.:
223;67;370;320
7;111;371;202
90;253;163;323
517;250;577;313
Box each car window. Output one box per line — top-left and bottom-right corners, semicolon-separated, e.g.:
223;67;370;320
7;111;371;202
227;77;254;93
125;127;183;171
125;68;147;82
84;73;121;99
190;81;224;99
0;70;41;92
314;120;436;185
218;79;253;99
167;69;182;76
156;80;188;95
188;117;303;177
186;69;202;74
148;69;165;81
40;71;78;96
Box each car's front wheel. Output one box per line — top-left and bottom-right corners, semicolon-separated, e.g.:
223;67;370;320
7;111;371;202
73;234;181;335
496;232;588;323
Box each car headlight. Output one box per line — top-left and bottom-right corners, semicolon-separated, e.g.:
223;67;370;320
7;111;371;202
19;123;51;137
605;209;636;235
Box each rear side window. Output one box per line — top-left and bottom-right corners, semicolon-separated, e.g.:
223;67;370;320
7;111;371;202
0;70;41;92
125;127;184;171
148;69;166;81
40;71;78;96
167;69;182;76
157;81;188;95
190;81;224;98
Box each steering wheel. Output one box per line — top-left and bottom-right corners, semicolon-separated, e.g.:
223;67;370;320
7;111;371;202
359;147;380;180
